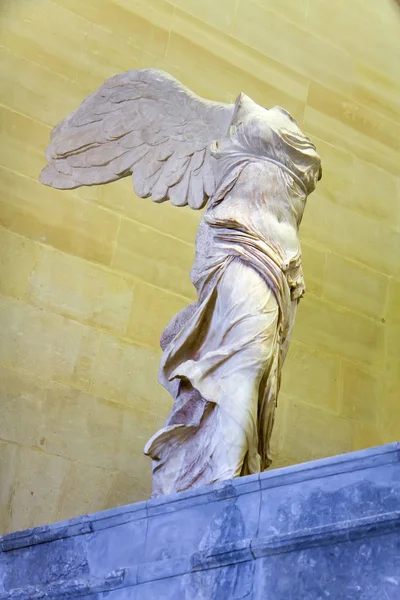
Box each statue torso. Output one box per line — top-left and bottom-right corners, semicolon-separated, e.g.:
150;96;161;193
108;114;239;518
190;159;307;299
208;160;305;260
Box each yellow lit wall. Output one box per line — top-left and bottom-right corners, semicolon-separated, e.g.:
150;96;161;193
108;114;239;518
0;0;399;534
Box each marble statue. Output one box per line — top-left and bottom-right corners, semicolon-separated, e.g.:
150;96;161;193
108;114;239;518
40;69;322;497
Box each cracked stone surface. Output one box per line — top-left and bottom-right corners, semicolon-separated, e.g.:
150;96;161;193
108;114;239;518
0;444;399;599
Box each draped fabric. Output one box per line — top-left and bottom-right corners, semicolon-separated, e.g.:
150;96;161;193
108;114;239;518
144;95;321;496
144;163;302;496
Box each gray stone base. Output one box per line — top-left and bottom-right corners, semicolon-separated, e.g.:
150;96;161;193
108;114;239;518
1;443;400;599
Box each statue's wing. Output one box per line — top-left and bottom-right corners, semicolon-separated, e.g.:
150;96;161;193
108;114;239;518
40;69;235;209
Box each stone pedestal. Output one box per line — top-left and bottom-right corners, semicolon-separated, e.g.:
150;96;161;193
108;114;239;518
1;443;400;599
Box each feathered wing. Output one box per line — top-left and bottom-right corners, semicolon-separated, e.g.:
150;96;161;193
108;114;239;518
40;69;235;209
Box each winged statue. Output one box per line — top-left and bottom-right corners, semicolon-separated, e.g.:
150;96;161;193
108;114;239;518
40;69;322;497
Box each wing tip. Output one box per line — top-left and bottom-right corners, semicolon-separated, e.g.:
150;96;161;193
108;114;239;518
39;165;78;190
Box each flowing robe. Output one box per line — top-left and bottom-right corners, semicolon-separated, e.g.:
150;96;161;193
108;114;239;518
145;161;310;496
144;101;321;497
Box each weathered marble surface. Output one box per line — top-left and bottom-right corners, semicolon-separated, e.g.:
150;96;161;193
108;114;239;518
1;443;399;599
40;68;322;497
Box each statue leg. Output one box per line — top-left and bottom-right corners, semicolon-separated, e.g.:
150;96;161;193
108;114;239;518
146;259;283;495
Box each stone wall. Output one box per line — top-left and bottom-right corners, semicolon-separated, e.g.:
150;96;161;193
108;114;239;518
1;444;400;599
0;0;399;534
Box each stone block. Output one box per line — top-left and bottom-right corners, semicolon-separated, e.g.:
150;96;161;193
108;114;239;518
388;278;400;324
258;446;400;536
118;406;163;476
354;60;400;124
126;281;187;349
145;477;260;564
0;367;45;447
253;531;400;600
0;0;156;91
268;453;294;471
168;10;307;117
0;107;50;181
105;473;151;509
301;193;400;276
386;323;400;372
293;294;385;367
1;444;399;599
56;462;116;523
378;374;400;444
0;229;39;301
41;384;124;472
260;0;309;24
172;0;237;33
307;0;399;81
1;535;89;592
95;589;136;599
307;136;354;205
91;333;169;410
40;380;158;485
52;0;174;59
0;442;18;536
280;341;340;412
77;179;201;245
0;167;120;267
8;446;70;533
27;247;133;336
352;422;384;451
0;297;100;391
341;361;381;423
180;7;308;102
113;217;195;298
137;562;255;600
0;365;155;531
86;517;147;580
324;253;389;320
134;419;162;479
304;105;399;176
352;159;400;232
307;82;399;155
280;398;354;464
301;242;326;296
0;47;88;127
235;0;353;95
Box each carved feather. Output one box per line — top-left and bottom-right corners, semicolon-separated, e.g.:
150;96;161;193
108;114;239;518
40;69;235;210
